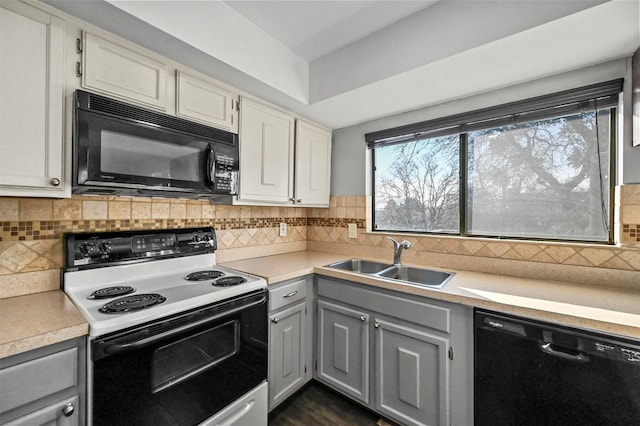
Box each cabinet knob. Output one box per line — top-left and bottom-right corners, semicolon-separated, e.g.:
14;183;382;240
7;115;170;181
360;315;366;321
296;199;302;203
289;198;296;203
50;178;61;187
271;318;278;324
374;322;380;329
62;402;75;417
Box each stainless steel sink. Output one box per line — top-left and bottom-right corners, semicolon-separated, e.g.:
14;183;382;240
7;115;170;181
327;259;393;274
327;258;454;289
376;266;453;288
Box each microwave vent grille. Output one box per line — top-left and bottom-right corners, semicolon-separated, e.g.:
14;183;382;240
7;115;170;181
88;94;237;145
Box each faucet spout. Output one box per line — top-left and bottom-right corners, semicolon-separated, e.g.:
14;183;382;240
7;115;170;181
386;237;411;266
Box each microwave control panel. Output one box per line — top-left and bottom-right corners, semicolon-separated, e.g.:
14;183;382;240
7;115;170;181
212;150;238;194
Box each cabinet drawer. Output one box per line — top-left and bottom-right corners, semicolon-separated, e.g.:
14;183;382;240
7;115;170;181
0;347;78;413
4;395;79;426
269;279;306;312
317;277;450;333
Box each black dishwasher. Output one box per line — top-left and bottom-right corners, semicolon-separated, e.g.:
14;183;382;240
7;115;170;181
475;309;640;426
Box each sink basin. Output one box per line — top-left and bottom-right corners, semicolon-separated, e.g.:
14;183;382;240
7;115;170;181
376;266;454;289
327;259;393;274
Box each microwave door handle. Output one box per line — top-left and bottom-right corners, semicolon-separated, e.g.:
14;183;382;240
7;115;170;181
206;145;216;189
103;295;266;355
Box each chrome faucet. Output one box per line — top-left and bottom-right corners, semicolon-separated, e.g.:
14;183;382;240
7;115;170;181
387;237;411;266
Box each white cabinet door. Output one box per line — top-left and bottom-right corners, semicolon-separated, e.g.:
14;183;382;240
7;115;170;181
176;71;237;133
294;120;331;207
238;97;294;203
375;318;450;426
0;1;66;197
269;302;306;409
82;32;168;110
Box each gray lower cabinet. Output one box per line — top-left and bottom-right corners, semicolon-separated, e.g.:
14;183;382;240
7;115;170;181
315;277;473;426
0;337;86;426
316;299;370;404
375;318;449;426
268;277;313;410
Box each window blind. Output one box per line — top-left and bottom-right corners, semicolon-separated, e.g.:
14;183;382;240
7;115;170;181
365;79;623;149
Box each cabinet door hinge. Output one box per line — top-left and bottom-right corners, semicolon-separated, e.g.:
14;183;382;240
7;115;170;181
305;306;307;315
304;365;307;374
76;38;83;54
236;97;240;111
448;346;454;360
76;61;83;77
315;360;317;371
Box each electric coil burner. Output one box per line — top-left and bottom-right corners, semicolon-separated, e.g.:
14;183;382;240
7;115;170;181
184;270;225;281
88;286;135;300
213;276;247;287
98;293;166;314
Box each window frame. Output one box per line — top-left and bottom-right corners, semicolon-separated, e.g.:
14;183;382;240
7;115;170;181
369;83;619;245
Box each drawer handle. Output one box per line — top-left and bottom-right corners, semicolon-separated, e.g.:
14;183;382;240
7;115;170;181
62;402;75;417
283;291;298;298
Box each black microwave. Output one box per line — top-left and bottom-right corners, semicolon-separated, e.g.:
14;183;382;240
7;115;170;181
73;90;239;200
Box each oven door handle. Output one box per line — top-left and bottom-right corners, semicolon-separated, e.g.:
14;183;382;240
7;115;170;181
103;295;266;355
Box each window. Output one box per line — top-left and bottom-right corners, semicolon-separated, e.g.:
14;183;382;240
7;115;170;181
368;80;620;243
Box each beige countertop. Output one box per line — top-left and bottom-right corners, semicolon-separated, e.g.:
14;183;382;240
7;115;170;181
0;290;88;359
221;250;640;339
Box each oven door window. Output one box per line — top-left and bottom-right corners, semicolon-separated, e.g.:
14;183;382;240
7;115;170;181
152;319;238;393
101;130;203;183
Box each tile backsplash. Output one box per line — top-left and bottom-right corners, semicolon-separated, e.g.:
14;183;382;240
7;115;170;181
0;196;307;298
1;184;639;298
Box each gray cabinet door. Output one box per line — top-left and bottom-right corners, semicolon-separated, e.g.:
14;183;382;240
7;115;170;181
4;395;79;426
269;302;306;409
317;299;369;404
374;318;450;426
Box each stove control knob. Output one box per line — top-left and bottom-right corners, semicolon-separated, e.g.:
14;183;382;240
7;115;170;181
62;402;75;417
77;243;90;257
98;241;112;254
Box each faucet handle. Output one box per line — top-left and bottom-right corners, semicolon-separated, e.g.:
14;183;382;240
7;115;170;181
386;236;399;248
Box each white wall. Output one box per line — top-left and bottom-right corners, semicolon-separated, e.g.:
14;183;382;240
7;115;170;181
331;58;640;196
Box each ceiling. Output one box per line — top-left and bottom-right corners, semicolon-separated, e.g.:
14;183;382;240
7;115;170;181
46;0;640;129
222;1;437;62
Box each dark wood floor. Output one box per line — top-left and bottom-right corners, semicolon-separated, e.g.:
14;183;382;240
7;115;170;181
268;381;383;426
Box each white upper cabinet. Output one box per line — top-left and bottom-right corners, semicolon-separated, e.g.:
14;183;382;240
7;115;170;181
238;97;295;204
237;97;332;206
0;1;67;197
295;120;331;206
176;71;238;133
81;31;168;111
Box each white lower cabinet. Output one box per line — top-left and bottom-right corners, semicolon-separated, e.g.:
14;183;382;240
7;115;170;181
315;276;473;426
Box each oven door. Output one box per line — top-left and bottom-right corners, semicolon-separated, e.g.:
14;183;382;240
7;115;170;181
90;290;268;426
